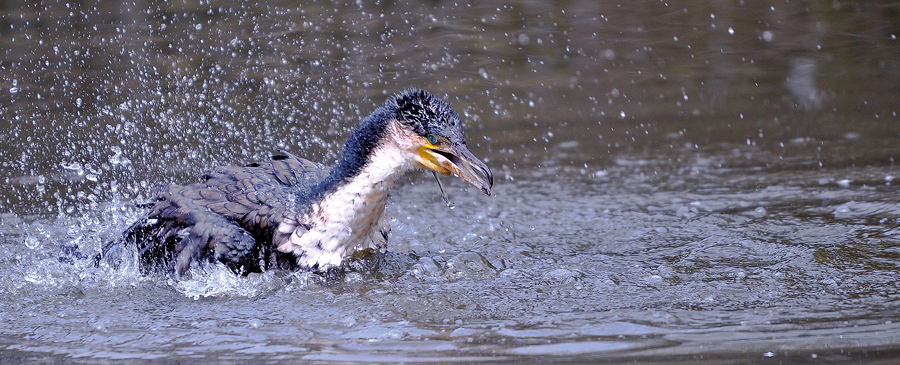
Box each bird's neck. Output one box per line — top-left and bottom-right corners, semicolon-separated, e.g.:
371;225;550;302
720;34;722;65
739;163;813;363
324;118;417;194
330;134;411;197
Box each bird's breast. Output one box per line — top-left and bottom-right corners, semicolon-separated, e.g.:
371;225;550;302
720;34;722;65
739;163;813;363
276;173;394;270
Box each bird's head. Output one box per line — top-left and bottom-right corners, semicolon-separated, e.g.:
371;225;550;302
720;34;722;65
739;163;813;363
385;89;493;196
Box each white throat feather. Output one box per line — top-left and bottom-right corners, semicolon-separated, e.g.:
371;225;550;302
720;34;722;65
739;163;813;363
275;120;423;270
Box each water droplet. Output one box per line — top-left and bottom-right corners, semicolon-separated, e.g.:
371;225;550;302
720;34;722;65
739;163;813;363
517;33;529;45
25;234;41;249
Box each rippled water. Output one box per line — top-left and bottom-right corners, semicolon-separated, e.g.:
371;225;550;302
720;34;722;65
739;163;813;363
2;0;900;362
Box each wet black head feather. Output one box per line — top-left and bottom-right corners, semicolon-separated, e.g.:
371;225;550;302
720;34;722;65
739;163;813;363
386;88;464;144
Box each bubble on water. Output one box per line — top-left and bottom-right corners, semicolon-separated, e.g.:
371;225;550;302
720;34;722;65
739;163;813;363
92;318;110;332
450;327;479;338
410;257;443;281
542;268;584;288
442;252;497;282
750;207;767;218
676;205;694;218
834;204;851;217
341;316;357;327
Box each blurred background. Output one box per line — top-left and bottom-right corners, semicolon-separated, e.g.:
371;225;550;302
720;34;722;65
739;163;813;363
1;0;899;362
3;0;898;216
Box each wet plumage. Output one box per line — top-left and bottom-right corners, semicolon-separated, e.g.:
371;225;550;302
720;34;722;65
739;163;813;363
102;89;493;275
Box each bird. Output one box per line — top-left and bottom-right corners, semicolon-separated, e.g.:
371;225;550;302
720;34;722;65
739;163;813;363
101;89;493;276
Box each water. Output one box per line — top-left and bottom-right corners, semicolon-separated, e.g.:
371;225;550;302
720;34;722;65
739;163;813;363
2;0;900;362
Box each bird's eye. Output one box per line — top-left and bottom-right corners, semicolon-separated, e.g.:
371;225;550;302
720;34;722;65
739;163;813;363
427;134;438;145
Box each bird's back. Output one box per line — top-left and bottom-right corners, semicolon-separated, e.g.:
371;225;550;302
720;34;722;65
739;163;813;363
109;152;329;274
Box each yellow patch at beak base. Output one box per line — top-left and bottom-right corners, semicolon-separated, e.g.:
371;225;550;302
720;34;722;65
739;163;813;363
418;145;451;175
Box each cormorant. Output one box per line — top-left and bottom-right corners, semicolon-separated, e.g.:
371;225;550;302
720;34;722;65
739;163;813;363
103;89;492;275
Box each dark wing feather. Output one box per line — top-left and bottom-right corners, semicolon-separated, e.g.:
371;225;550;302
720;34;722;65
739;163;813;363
102;152;330;275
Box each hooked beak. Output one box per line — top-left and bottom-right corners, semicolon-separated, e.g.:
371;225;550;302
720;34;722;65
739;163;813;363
418;142;493;195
